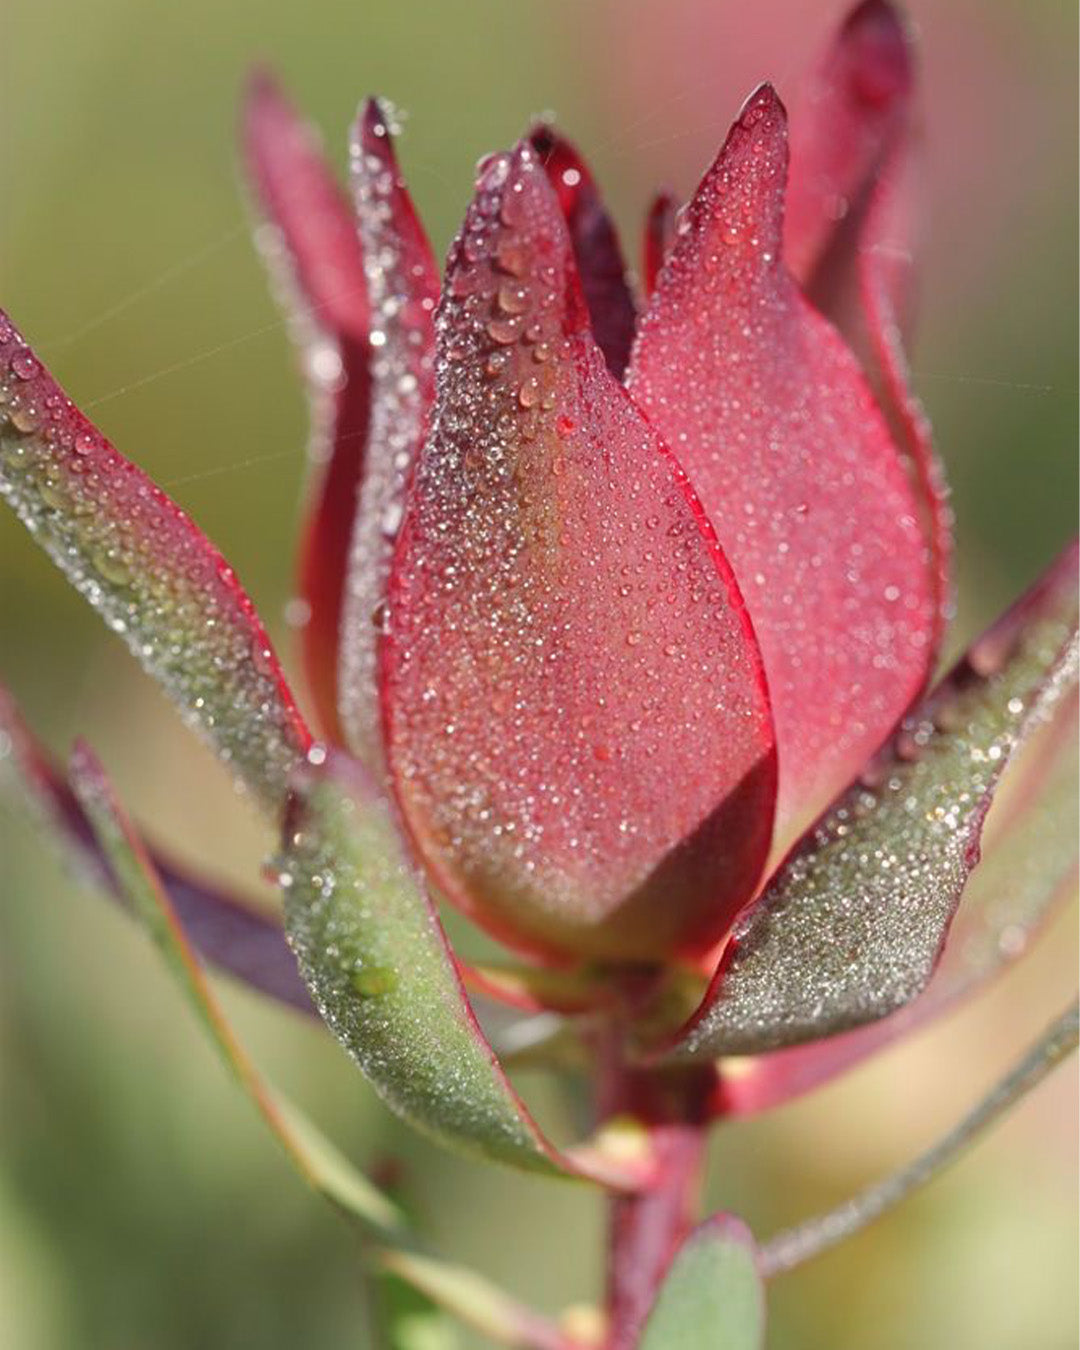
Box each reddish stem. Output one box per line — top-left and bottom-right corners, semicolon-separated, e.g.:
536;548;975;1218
597;1026;715;1349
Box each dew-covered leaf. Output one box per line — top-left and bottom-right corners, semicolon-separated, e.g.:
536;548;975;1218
627;85;935;852
0;684;312;1013
66;740;402;1231
638;1215;764;1350
642;190;678;298
0;312;311;811
529;123;637;379
336;99;438;768
382;143;776;964
244;71;373;743
716;686;1078;1116
281;750;645;1184
664;542;1078;1061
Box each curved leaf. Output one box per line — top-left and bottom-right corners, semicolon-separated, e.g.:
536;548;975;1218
638;1215;765;1350
664;541;1078;1062
0;311;311;811
0;684;312;1013
627;85;936;851
716;687;1078;1116
529;123;637;378
282;750;647;1186
66;744;577;1350
381;142;776;964
243;72;372;743
336;98;439;767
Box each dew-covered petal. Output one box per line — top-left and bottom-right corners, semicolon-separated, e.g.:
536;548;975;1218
282;751;648;1185
638;1216;765;1350
784;0;913;298
715;683;1079;1116
627;85;935;850
244;72;373;743
642;190;678;299
0;684;312;1013
528;124;637;379
382;144;776;964
662;541;1078;1062
784;1;953;648
336;99;439;767
0;312;311;811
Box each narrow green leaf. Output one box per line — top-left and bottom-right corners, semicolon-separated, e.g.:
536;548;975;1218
638;1216;765;1350
281;752;640;1186
67;740;402;1233
665;544;1078;1059
67;742;575;1350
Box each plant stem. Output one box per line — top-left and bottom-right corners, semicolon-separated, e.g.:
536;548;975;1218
759;999;1079;1277
596;1020;715;1350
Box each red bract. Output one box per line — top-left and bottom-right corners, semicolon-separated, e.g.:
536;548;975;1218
1;3;1076;1344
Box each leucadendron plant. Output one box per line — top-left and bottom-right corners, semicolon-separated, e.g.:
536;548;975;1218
1;3;1076;1345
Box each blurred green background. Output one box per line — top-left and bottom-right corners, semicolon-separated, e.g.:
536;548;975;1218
1;0;1076;1346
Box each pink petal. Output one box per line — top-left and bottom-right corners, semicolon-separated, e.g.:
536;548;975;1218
627;85;936;850
784;0;953;649
381;144;776;964
528;124;637;378
643;190;678;299
335;99;439;767
784;0;913;293
0;311;310;811
243;71;372;743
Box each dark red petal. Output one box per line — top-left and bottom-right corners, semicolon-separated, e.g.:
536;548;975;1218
643;190;678;298
243;72;371;743
336;100;439;767
627;86;936;851
0;685;312;1013
528;124;637;379
0;312;310;811
381;144;776;964
784;0;913;294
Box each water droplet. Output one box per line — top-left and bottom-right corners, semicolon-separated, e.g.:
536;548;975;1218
9;349;39;381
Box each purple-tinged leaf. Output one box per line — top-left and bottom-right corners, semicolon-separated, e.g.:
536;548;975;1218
529;123;637;378
336;99;438;767
0;312;311;812
66;740;403;1232
0;684;312;1013
663;542;1078;1062
282;750;650;1186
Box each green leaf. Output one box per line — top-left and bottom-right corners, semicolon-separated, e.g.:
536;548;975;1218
664;543;1078;1060
281;751;641;1186
0;312;310;813
68;741;576;1350
638;1216;764;1350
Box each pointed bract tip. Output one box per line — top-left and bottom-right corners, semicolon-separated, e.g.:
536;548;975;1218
840;0;914;106
739;81;786;124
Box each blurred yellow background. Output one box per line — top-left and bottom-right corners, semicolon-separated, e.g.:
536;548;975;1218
1;0;1076;1346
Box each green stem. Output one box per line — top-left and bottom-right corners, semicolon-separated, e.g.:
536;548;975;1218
759;999;1079;1277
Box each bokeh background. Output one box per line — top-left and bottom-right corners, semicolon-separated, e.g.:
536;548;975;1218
1;0;1076;1346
